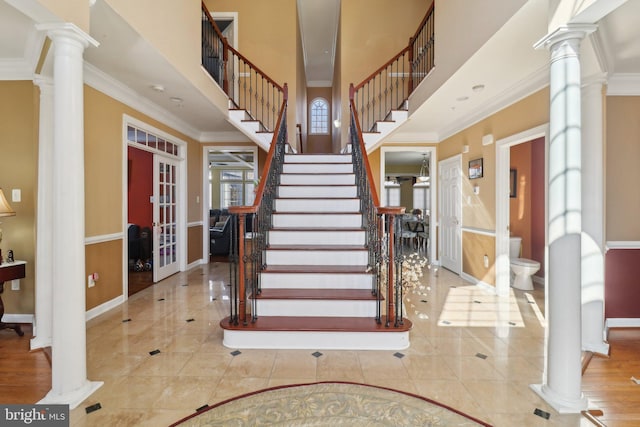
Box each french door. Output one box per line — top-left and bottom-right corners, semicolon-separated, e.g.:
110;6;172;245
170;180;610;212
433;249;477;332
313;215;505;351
439;155;462;274
153;156;180;281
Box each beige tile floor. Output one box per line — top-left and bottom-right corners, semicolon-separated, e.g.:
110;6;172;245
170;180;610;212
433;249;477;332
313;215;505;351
69;260;591;426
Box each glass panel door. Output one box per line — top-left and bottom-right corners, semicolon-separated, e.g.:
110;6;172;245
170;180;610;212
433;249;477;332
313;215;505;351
153;156;180;281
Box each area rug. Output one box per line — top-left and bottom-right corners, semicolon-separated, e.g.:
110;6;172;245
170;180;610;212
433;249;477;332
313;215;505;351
170;381;491;426
437;285;525;328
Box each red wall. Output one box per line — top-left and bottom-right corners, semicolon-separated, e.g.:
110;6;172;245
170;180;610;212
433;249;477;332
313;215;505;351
605;249;640;319
127;146;153;229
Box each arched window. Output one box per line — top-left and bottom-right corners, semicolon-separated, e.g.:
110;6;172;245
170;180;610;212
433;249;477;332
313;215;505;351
309;98;329;134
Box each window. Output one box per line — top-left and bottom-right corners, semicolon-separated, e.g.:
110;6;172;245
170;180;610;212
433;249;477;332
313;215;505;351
220;170;255;208
310;98;329;134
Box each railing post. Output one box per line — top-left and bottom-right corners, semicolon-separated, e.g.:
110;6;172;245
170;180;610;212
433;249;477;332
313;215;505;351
408;37;415;94
237;213;247;325
222;38;229;94
386;213;396;327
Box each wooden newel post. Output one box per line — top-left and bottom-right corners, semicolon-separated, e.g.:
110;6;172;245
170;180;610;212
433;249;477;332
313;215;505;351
237;213;247;325
386;213;395;326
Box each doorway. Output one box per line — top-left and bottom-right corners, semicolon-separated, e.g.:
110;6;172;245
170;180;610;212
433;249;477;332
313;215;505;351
124;116;187;297
380;146;437;263
202;146;258;262
495;124;548;297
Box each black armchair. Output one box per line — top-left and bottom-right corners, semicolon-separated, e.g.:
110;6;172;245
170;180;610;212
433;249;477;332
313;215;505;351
210;212;231;255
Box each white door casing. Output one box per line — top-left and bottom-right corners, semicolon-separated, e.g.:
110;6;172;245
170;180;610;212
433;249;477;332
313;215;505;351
439;155;462;274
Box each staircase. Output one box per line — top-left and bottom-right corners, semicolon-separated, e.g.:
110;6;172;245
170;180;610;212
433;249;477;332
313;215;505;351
220;153;412;350
362;106;409;151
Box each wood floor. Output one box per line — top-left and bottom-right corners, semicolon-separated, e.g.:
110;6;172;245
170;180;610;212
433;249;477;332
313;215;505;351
0;322;638;426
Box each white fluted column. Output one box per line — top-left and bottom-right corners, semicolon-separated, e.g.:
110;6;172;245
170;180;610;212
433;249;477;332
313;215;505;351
581;78;609;356
531;24;595;414
36;23;102;409
31;76;54;351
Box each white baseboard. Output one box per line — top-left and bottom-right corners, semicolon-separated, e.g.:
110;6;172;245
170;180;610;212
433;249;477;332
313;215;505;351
187;258;206;270
85;295;125;322
605;318;640;330
2;313;34;325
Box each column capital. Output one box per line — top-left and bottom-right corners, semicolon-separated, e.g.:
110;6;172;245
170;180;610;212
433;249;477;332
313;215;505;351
33;74;53;88
534;24;598;51
36;22;98;49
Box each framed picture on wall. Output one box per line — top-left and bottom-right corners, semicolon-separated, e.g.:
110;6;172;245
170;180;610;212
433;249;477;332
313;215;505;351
510;169;517;198
468;158;483;179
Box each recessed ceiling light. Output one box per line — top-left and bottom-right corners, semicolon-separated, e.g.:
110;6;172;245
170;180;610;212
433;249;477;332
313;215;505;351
170;97;183;103
151;84;165;92
472;84;485;92
456;96;469;102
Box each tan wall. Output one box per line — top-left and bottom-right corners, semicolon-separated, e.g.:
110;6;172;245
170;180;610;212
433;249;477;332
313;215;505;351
86;240;122;310
367;149;381;201
296;8;307;153
188;225;203;265
339;0;427;147
306;87;333;153
207;0;299;147
0;81;37;315
462;231;495;286
84;86;203;307
439;88;549;231
606;96;640;240
36;0;90;32
438;88;549;280
332;20;342;153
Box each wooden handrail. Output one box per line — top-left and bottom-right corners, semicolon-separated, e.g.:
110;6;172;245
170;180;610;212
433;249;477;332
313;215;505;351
410;3;434;43
202;3;284;93
353;46;411;93
349;84;381;208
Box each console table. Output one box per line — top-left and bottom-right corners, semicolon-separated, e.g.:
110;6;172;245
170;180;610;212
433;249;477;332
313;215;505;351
0;261;26;336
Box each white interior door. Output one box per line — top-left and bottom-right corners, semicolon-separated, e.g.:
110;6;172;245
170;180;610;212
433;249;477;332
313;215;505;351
439;155;462;274
153;156;180;281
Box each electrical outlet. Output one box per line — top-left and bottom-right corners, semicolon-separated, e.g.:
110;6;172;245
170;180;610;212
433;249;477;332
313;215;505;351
88;274;95;288
11;279;20;291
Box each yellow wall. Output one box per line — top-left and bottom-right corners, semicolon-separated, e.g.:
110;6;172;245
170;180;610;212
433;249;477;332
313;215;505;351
437;88;549;283
37;0;90;32
339;0;427;147
206;0;299;147
0;81;38;315
606;96;640;240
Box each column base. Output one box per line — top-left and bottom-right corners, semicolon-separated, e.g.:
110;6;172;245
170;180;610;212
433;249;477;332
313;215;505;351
583;341;610;357
39;380;103;410
30;335;52;351
530;383;588;414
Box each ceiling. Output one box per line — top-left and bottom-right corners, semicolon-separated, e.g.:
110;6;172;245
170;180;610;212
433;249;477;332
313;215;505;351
2;0;640;170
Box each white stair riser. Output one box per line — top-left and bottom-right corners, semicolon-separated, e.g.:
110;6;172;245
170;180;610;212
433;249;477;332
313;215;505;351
285;154;351;164
260;273;372;289
223;330;410;350
278;186;357;198
282;163;353;174
228;109;250;121
255;300;377;317
280;174;355;185
275;199;359;212
272;214;362;228
269;230;365;245
265;250;368;266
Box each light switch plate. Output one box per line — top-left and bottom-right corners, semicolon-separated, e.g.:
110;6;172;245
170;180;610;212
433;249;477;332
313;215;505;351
12;189;21;202
11;279;20;290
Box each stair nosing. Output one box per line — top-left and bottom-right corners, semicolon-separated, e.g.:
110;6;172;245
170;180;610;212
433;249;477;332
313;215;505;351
220;316;412;333
255;289;378;301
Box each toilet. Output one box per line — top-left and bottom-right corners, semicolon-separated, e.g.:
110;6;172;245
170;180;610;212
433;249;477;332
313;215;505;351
509;237;540;291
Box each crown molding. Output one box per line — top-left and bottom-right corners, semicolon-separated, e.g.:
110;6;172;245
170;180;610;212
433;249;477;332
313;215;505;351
83;62;201;141
606;73;640;95
437;65;549;142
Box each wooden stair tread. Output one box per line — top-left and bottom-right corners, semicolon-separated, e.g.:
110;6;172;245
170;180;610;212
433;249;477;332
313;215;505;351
273;212;360;215
267;244;366;251
278;184;355;187
255;289;377;300
262;265;371;274
220;316;412;333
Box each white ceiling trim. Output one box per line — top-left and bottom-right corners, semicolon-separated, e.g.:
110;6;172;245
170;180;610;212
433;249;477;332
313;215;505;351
0;58;34;80
200;130;251;142
607;73;640;95
437;65;549;142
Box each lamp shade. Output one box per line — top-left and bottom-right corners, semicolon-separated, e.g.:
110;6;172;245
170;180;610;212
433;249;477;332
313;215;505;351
0;188;16;217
